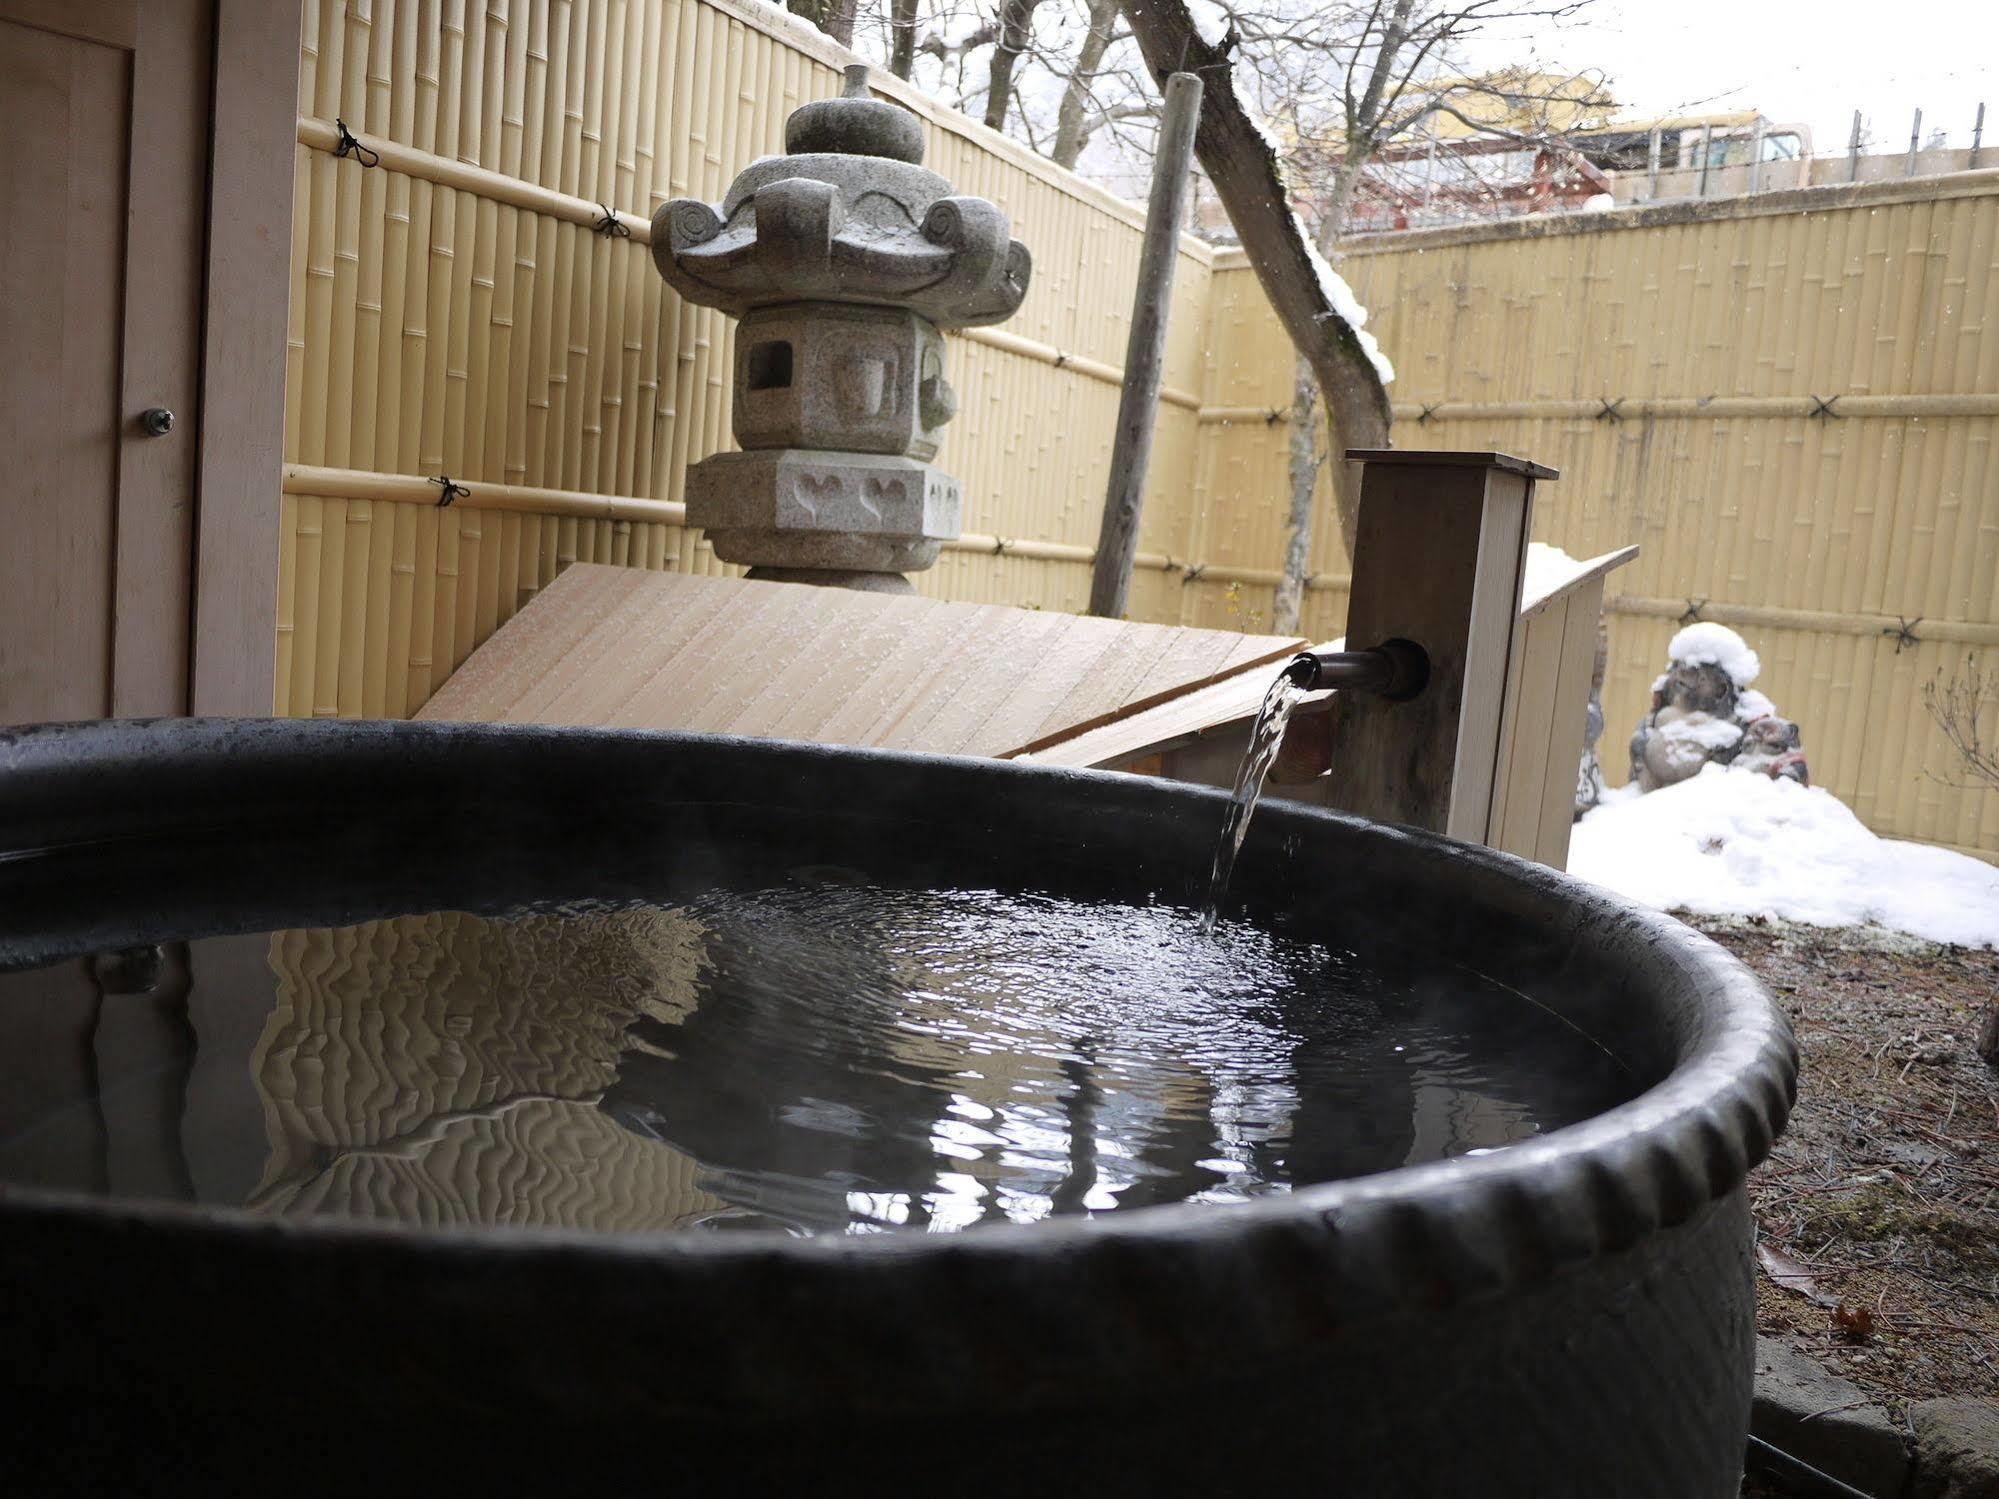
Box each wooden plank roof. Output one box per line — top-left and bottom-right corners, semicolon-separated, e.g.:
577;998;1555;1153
418;565;1306;759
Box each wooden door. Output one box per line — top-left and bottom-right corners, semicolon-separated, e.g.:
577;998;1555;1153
0;0;212;723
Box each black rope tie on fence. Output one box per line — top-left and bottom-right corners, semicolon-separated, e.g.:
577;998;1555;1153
1679;597;1707;625
1883;616;1923;652
1417;402;1440;424
1181;563;1207;585
1596;397;1624;423
429;475;470;509
1265;407;1285;426
332;118;380;169
1809;394;1841;419
593;204;631;238
1052;350;1071;370
991;536;1009;555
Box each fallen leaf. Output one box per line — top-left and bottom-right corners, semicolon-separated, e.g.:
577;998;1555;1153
1831;1304;1874;1343
1757;1242;1839;1309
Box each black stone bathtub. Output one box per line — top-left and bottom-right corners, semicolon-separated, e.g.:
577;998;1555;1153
0;719;1795;1497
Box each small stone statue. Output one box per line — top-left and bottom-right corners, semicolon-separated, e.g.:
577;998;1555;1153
653;65;1032;591
1628;623;1809;792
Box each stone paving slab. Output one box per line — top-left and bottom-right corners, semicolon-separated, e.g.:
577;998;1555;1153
1753;1334;1911;1498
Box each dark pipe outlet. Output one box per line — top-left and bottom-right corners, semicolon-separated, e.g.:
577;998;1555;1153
1286;637;1430;700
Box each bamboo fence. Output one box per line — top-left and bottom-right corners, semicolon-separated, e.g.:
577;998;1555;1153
280;0;1214;722
1192;174;1999;859
279;0;1998;857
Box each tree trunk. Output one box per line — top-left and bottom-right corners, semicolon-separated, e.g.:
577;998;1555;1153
1272;355;1319;633
1089;71;1203;618
1119;0;1392;558
1273;162;1370;625
889;0;918;79
985;0;1042;133
785;0;856;48
1051;0;1121;169
822;0;857;48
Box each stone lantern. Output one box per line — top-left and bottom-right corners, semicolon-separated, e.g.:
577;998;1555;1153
652;65;1032;591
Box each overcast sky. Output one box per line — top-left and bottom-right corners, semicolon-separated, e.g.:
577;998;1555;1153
1491;0;1997;153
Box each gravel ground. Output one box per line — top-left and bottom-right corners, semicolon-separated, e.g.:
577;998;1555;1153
1693;917;1999;1419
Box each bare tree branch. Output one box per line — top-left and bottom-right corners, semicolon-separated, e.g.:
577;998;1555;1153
1926;659;1999;793
1121;0;1392;577
986;0;1046;133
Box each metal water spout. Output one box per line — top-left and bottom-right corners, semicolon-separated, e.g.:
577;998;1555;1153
1285;640;1430;700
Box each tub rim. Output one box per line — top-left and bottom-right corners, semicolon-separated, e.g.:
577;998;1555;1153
0;716;1797;1322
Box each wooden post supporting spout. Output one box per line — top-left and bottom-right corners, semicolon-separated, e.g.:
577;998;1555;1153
1323;450;1557;843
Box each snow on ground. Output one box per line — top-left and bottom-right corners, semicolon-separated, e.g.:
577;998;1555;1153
1569;763;1999;949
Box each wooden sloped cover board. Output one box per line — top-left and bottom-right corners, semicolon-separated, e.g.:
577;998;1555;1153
1027;544;1641;770
417;565;1305;759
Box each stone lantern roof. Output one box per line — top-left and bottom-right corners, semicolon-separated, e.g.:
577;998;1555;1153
653;65;1031;328
650;65;1033;591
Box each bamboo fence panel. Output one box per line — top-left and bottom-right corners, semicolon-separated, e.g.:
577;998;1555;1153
1187;177;1999;858
280;0;1212;724
278;1;1995;856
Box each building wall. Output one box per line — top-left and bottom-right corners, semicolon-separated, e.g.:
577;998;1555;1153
1191;174;1999;859
278;0;1998;857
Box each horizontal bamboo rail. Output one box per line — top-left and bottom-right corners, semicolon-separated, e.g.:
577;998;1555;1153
284;463;686;525
297;116;1203;412
1163;571;1999;645
1604;594;1999;648
283;464;1281;579
295;116;651;236
970;327;1200;411
1200;393;1999;424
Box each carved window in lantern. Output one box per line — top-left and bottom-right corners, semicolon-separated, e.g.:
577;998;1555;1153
747;341;793;391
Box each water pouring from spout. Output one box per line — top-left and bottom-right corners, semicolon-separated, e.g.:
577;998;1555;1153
1202;642;1429;931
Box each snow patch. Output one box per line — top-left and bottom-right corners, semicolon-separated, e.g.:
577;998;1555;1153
1659;714;1743;753
1668;622;1761;687
1569;764;1999;949
1289;211;1395;385
1518;542;1582;609
1186;0;1233;47
1734;687;1777;723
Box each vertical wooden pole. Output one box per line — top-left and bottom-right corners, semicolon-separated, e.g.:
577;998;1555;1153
193;0;304;716
1322;450;1557;844
1088;70;1202;619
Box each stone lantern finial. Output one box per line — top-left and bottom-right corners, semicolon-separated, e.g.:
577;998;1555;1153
652;65;1032;590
